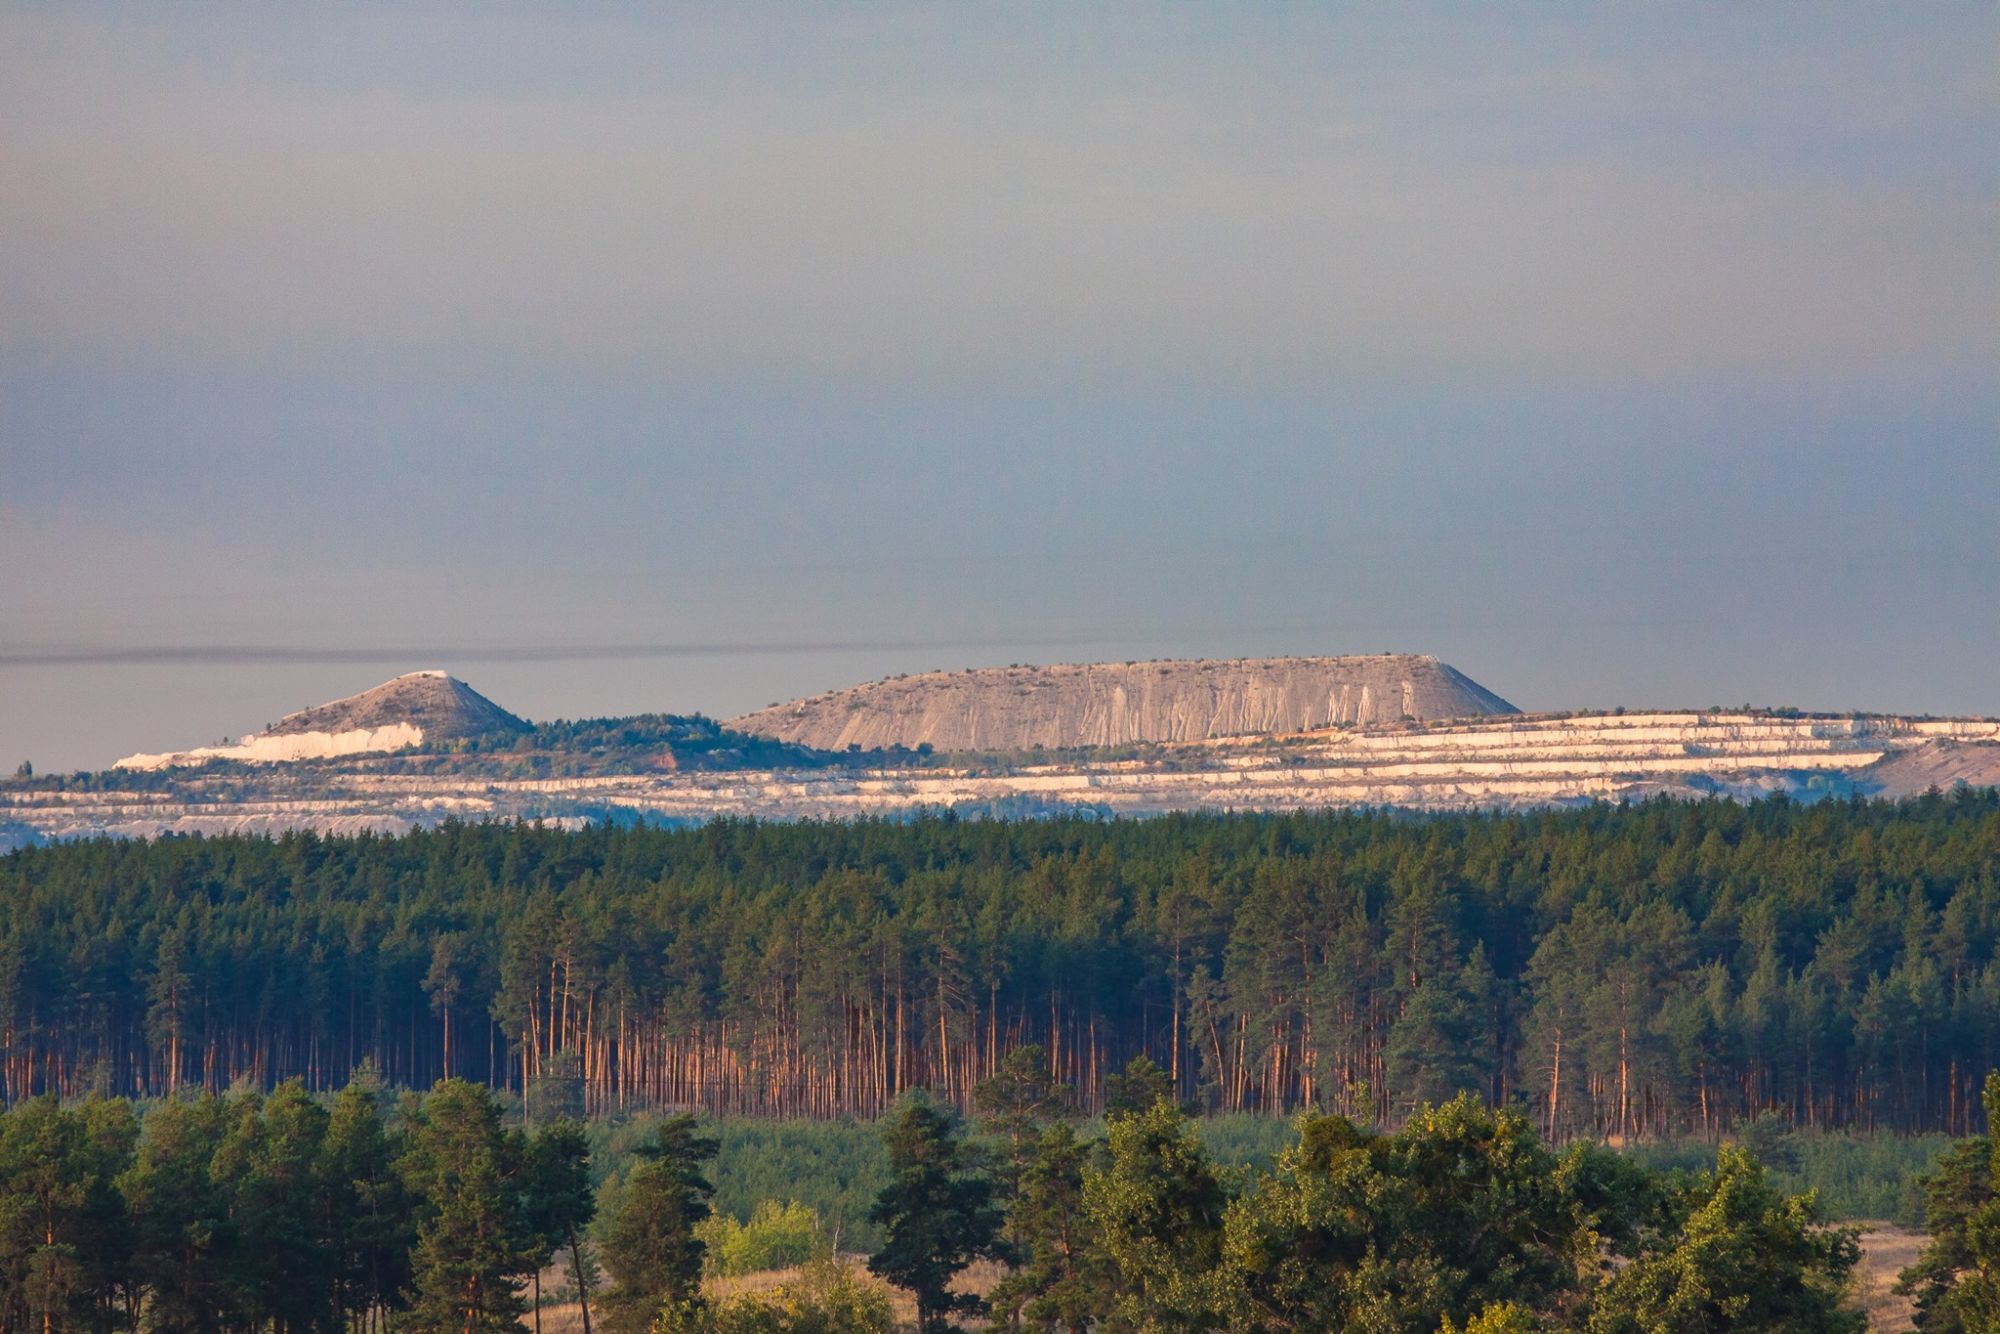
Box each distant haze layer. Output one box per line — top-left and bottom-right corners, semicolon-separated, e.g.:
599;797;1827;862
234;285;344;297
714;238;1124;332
1;5;1995;772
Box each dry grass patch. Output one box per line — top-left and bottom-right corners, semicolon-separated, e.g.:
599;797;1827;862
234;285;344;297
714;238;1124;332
1852;1222;1924;1334
524;1256;1006;1333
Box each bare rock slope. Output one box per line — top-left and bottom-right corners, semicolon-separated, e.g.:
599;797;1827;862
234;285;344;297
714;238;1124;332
730;654;1517;752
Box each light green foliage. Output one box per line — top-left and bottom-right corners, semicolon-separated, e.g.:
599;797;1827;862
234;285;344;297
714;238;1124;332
1188;1114;1294;1182
1441;1303;1545;1333
1220;1097;1605;1333
1626;1127;1957;1225
710;1259;894;1334
698;1200;823;1277
1589;1147;1863;1333
702;1121;890;1253
656;1258;893;1334
600;1113;1288;1259
1084;1097;1231;1331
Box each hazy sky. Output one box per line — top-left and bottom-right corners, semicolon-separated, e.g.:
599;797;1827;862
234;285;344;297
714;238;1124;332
3;3;1997;772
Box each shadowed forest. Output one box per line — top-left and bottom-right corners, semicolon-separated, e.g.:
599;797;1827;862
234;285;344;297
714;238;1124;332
2;793;1997;1141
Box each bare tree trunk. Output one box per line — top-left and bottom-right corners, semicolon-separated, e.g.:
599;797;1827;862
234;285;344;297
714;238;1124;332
571;1228;593;1334
1547;1025;1563;1142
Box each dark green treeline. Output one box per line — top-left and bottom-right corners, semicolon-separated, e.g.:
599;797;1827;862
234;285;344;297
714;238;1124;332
2;792;1997;1138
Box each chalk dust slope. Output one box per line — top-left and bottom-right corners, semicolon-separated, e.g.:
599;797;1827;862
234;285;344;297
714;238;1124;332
1856;739;2000;799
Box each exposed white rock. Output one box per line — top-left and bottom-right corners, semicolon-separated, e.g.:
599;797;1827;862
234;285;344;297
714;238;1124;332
116;723;426;770
110;671;526;769
30;709;1996;841
731;655;1517;751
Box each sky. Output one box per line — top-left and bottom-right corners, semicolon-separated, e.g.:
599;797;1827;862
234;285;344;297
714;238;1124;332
2;3;1996;773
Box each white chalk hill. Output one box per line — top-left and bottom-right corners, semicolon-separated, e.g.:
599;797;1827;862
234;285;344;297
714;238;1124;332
730;654;1518;753
116;671;527;770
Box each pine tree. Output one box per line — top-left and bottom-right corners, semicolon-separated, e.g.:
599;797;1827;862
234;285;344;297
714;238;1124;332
1383;963;1489;1113
987;1122;1104;1333
600;1114;717;1333
424;934;470;1082
1898;1071;2000;1331
0;1095;136;1334
1101;1055;1172;1118
120;1094;235;1329
400;1080;530;1334
867;1096;1005;1334
524;1120;596;1334
217;1079;334;1330
323;1071;414;1331
972;1042;1065;1220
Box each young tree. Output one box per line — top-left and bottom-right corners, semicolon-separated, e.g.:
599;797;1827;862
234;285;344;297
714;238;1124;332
526;1050;585;1125
867;1095;1006;1334
600;1114;718;1333
1101;1054;1172;1118
972;1043;1065;1222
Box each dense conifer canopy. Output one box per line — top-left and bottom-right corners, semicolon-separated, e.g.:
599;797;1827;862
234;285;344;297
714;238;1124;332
3;793;1996;1138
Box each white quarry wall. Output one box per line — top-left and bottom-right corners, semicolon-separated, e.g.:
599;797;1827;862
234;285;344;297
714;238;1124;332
19;710;1992;842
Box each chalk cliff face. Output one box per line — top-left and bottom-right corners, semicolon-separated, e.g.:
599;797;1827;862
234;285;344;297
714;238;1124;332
114;672;525;770
729;655;1518;752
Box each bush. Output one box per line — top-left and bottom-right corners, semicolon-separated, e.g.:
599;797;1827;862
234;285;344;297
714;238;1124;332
699;1199;825;1277
713;1260;894;1334
653;1260;894;1334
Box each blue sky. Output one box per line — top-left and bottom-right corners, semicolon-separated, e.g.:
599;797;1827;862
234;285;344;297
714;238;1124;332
2;3;1996;771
